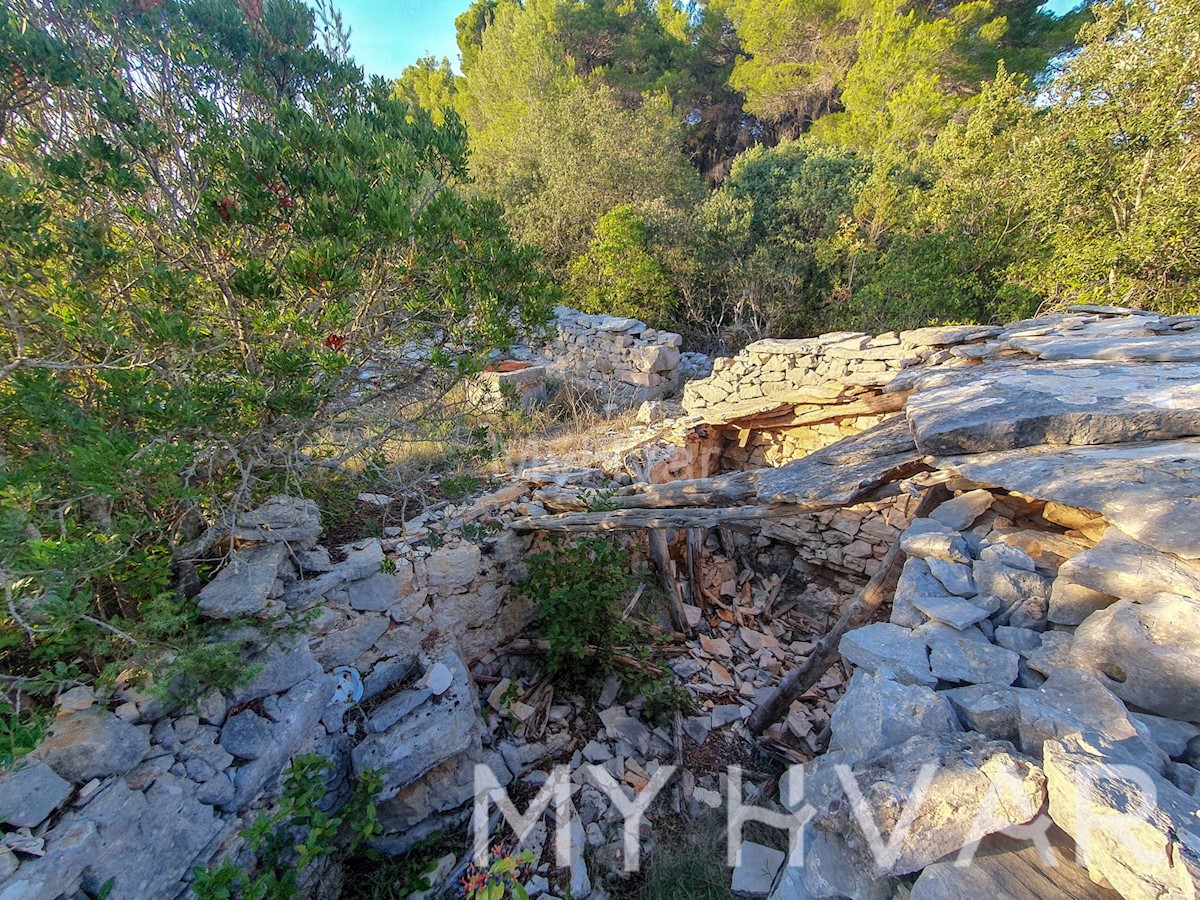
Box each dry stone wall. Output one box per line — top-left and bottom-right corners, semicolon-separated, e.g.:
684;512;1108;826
542;306;683;404
682;326;1001;468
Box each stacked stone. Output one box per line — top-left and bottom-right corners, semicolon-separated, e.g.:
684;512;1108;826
777;489;1200;899
0;485;550;894
544;306;683;404
760;493;920;590
682;325;1002;415
720;411;896;469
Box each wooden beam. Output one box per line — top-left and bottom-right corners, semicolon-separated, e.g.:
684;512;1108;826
534;472;758;513
649;528;691;634
509;504;801;533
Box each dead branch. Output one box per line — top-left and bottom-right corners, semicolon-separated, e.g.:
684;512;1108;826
501;638;667;677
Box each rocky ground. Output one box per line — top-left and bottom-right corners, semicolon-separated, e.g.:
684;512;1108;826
2;304;1199;899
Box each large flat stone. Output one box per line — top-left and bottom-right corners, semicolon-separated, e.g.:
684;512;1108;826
1008;333;1200;363
907;361;1200;455
1070;594;1200;722
941;438;1200;559
1057;530;1200;601
1015;670;1162;765
1044;732;1200;900
33;709;150;784
910;828;1120;900
228;635;322;704
913;595;991;630
1049;579;1118;627
942;684;1021;743
822;732;1046;877
755;418;920;506
197;543;286;619
923;624;1019;686
828;670;960;763
233;495;321;545
839;623;936;687
0;759;72;828
0;773;224;900
424;544;482;591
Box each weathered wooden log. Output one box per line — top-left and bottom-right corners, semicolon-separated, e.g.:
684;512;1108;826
509;504;799;533
746;482;950;736
534;472;758;513
649;528;691;634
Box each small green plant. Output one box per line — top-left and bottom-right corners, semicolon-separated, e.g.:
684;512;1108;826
341;831;448;900
440;474;481;499
461;845;535;900
379;557;398;576
631;674;693;726
518;536;635;676
0;699;47;769
460;521;499;541
578;488;618;512
192;754;382;899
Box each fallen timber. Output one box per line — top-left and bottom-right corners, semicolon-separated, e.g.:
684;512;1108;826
509;416;949;739
511;417;931;533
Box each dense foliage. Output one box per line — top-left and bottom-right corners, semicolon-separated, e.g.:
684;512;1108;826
0;0;554;699
399;0;1198;343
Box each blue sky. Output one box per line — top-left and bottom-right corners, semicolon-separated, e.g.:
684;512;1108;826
335;0;468;79
332;0;1086;81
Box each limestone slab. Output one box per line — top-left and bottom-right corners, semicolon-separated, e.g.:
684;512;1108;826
352;650;483;799
908;361;1200;455
197;543;286;619
912;595;990;630
923;624;1020;686
839;623;936;687
1008;333;1200;363
1070;594;1200;722
829;670;959;763
33;709;150;784
1044;732;1200;900
910;829;1120;900
942;438;1200;559
0;759;72;828
1058;530;1200;600
822;732;1046;877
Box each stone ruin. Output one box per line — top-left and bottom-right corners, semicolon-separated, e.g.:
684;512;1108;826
3;305;1199;899
469;306;703;413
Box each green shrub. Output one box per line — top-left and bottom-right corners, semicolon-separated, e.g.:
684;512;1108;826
519;536;635;676
0;0;553;711
193;753;382;900
0;699;47;769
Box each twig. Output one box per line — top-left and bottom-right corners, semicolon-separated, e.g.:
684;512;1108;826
2;574;36;646
502;639;667;677
81;615;138;645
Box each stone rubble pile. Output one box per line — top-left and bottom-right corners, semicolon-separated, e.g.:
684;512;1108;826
4;304;1200;899
773;478;1200;899
0;485;553;897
